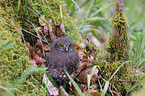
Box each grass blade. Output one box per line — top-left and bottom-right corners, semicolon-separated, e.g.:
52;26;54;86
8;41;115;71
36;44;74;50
0;40;9;47
64;69;83;96
109;61;131;81
90;3;113;18
101;81;109;96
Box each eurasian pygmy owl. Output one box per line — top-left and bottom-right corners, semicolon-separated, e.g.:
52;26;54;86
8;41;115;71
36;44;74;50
46;37;79;85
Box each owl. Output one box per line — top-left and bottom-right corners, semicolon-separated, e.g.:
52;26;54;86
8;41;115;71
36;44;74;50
45;37;79;85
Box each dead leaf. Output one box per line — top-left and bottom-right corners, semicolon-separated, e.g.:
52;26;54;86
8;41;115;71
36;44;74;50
78;49;88;62
43;43;50;52
26;42;35;58
48;19;57;42
39;15;48;26
31;59;37;67
112;91;120;96
85;89;101;96
35;27;44;38
75;44;82;50
77;66;99;84
33;54;44;66
44;25;48;35
35;40;42;51
43;72;59;96
53;24;66;37
78;61;87;72
60;23;66;35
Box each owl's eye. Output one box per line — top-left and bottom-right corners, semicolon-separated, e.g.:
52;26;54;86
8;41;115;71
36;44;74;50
60;45;64;48
69;44;71;48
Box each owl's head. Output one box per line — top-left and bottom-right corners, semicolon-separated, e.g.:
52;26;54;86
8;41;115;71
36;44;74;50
51;37;75;52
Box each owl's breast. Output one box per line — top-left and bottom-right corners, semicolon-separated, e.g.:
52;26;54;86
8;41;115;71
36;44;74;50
46;50;79;74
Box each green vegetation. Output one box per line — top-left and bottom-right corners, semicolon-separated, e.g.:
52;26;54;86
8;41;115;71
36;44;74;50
0;0;145;95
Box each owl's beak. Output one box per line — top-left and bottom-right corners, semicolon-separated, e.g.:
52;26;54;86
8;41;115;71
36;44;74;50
65;47;69;52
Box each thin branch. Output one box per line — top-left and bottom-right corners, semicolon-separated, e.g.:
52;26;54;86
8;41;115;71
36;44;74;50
21;28;49;44
26;72;49;95
21;31;26;44
115;80;142;82
109;84;114;96
98;79;103;93
100;76;121;96
60;4;67;18
71;0;80;10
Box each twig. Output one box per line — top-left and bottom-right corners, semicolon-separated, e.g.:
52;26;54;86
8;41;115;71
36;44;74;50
60;4;67;19
109;84;114;96
21;28;49;44
115;80;142;82
21;31;26;44
21;32;32;58
99;68;110;77
98;79;103;93
71;0;80;10
25;71;49;95
99;76;122;96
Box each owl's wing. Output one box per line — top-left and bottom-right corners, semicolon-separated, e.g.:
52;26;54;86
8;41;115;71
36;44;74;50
74;51;80;70
66;51;79;73
45;53;51;68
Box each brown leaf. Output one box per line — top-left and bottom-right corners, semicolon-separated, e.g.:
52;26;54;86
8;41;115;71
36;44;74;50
78;49;88;62
56;25;64;37
31;59;37;67
35;27;44;38
43;43;50;52
112;91;120;96
48;19;57;42
53;24;66;37
44;25;48;35
35;47;43;57
39;15;48;26
85;89;101;96
35;40;42;52
78;61;87;72
75;44;83;50
77;66;99;84
33;53;44;66
26;42;35;58
60;23;66;35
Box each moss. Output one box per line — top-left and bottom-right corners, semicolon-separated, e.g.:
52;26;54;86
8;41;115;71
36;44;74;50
93;13;144;94
108;13;129;62
109;13;129;28
15;0;82;45
0;0;82;95
94;12;134;92
94;46;137;94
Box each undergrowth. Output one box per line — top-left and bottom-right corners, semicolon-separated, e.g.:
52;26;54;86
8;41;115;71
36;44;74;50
0;0;144;95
